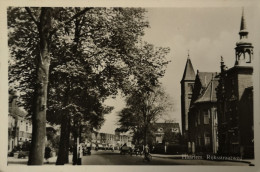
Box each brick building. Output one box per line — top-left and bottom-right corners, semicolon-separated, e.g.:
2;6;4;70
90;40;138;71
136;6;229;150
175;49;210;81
216;10;254;158
188;72;219;154
181;10;254;157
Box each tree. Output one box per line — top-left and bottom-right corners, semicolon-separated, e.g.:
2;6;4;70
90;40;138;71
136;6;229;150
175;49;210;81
8;7;151;165
162;128;181;144
118;85;173;145
8;7;93;165
8;6;171;165
45;7;149;164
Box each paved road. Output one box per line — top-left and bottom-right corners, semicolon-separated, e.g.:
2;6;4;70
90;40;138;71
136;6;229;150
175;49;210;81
82;150;249;165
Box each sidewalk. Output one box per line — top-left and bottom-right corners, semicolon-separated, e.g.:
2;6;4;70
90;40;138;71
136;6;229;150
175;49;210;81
150;153;255;166
7;155;73;166
151;154;183;159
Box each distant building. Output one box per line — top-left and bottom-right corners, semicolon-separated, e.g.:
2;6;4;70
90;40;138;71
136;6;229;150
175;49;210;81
100;133;116;147
216;10;254;158
115;131;132;147
188;72;219;154
8;93;32;152
153;122;181;144
90;130;132;148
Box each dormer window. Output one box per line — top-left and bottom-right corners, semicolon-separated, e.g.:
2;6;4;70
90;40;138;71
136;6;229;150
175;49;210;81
158;128;163;132
172;128;178;132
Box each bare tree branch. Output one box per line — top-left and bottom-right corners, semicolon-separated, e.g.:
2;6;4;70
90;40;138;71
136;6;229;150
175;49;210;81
25;7;39;27
50;7;94;36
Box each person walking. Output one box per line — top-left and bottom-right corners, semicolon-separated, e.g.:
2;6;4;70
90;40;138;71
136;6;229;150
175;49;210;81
44;146;52;164
77;144;83;165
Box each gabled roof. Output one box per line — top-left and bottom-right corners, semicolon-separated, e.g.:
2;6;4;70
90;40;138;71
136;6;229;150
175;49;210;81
195;78;218;103
181;57;196;81
154;123;180;129
197;72;216;88
190;72;218;106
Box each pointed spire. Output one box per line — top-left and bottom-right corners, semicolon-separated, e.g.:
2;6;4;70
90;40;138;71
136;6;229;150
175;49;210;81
240;8;246;31
239;8;248;39
235;8;253;66
220;56;226;72
181;53;196;81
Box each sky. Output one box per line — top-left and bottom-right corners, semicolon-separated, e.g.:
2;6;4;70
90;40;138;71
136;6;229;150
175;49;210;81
99;6;259;134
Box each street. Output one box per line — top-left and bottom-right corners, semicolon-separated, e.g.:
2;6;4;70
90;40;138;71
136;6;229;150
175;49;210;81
7;150;252;166
82;150;250;166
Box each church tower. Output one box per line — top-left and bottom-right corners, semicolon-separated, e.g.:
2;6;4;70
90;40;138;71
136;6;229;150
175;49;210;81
180;52;195;137
235;9;254;66
216;9;254;158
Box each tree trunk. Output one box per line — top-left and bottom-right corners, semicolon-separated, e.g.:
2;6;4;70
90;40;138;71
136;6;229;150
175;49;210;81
65;118;71;163
56;114;70;165
28;7;52;165
56;85;71;165
72;122;78;165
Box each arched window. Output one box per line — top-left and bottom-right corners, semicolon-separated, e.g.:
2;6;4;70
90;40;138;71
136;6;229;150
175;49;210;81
245;50;251;63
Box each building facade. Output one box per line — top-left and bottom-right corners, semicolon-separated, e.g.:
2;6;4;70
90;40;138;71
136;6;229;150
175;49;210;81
8;93;32;152
91;131;132;148
153;122;181;144
216;10;254;158
188;72;219;154
181;10;254;158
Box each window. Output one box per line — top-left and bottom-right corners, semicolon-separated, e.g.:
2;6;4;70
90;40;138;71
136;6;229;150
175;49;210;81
172;128;178;133
198;136;201;146
204;132;211;146
204;110;209;124
245;52;251;63
188;83;194;93
197;114;200;125
158;128;163;132
198;134;203;146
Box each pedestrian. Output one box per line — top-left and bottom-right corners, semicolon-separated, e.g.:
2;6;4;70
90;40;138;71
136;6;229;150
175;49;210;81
44;146;52;164
77;144;83;165
144;144;150;161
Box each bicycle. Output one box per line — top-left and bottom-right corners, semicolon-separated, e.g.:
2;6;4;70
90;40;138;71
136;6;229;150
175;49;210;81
143;153;152;162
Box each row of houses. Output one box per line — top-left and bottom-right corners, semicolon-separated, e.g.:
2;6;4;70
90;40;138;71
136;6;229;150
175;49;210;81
181;10;254;158
8;92;32;152
85;122;181;149
8;92;181;153
90;131;132;148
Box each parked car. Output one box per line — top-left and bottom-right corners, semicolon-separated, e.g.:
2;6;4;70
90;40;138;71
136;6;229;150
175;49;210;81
120;145;132;155
13;151;29;158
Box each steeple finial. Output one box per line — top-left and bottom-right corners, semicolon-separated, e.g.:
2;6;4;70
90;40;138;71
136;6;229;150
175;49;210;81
235;8;253;66
239;8;248;39
187;49;190;59
240;8;246;31
220;56;226;72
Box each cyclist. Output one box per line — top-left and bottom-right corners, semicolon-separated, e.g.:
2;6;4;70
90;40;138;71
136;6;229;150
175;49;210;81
144;144;151;161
